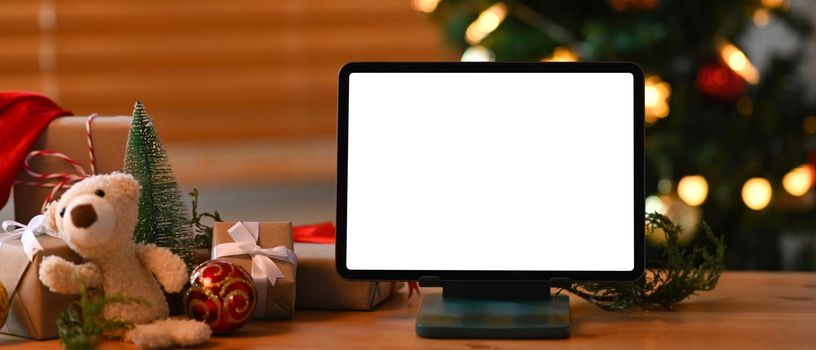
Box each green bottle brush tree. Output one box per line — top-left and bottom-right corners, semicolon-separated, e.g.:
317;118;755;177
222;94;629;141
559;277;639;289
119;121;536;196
124;101;196;268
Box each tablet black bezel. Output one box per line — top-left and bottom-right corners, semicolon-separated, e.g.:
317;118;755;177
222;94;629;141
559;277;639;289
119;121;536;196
336;62;645;282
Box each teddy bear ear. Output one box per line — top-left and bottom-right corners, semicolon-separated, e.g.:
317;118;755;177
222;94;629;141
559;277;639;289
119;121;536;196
43;200;60;233
106;172;141;199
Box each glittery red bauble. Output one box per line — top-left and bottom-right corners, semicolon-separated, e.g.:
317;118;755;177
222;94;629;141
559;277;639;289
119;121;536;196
184;259;256;333
695;62;746;101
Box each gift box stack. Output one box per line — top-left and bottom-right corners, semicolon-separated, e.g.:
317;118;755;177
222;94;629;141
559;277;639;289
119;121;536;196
2;115;131;339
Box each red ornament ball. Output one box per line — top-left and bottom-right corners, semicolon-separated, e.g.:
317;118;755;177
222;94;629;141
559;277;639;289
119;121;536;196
695;62;746;101
184;259;256;333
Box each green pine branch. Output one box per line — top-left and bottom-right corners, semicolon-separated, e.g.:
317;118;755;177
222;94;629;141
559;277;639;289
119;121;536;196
57;278;146;350
568;213;725;311
188;188;222;250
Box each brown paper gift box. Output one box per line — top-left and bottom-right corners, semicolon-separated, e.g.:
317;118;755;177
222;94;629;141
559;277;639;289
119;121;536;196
13;116;131;221
0;236;82;339
212;221;296;319
294;242;402;310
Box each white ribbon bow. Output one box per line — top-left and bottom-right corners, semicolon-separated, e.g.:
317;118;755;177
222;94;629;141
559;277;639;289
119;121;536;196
211;221;296;319
0;214;60;261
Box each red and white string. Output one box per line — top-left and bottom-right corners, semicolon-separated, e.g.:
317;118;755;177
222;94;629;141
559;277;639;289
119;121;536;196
14;114;98;212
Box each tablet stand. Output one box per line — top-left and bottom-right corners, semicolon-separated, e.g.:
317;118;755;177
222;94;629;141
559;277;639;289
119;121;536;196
415;277;571;339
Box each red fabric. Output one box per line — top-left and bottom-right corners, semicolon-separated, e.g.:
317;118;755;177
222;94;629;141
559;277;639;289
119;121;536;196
293;221;337;243
0;92;72;209
292;221;421;297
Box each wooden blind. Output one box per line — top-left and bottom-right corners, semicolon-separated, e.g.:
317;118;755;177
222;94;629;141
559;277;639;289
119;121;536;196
0;0;451;143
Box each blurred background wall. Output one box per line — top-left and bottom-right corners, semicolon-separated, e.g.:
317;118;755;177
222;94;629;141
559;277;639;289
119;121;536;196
0;0;454;185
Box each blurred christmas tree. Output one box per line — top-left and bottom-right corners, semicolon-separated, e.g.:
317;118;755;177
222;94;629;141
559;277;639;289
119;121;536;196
125;100;195;268
416;0;816;269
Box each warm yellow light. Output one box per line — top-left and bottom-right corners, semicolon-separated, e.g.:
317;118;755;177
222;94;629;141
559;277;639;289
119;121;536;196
742;177;772;210
645;195;667;215
782;165;813;197
411;0;441;13
645;85;660;106
644;75;671;124
465;3;508;45
541;46;579;62
460;45;495;62
719;42;759;85
761;0;785;9
677;175;708;206
753;8;770;27
727;51;747;71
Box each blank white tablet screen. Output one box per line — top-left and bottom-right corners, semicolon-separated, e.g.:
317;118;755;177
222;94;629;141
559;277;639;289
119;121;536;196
346;72;634;271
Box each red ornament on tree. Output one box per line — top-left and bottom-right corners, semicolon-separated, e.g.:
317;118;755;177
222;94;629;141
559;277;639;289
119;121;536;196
695;62;746;101
184;260;256;333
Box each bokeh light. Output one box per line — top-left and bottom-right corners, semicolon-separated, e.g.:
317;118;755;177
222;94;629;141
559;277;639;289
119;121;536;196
753;8;770;27
742;177;772;210
541;46;579;62
677;175;708;206
782;165;813;197
460;45;495;62
760;0;786;9
465;3;508;45
644;75;671;124
657;178;673;194
719;42;759;84
645;195;667;214
645;195;701;246
410;0;441;13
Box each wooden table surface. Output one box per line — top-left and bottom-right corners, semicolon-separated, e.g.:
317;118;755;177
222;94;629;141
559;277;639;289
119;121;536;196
2;271;815;349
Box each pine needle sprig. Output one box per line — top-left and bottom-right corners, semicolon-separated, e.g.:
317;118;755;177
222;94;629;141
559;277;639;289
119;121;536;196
57;279;146;350
568;212;725;311
188;188;222;250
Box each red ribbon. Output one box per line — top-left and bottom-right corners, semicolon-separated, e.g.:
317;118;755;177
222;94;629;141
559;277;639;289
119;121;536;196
292;221;337;244
292;222;421;298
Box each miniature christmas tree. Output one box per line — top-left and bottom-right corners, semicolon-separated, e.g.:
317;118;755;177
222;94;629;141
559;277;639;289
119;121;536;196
124;100;194;268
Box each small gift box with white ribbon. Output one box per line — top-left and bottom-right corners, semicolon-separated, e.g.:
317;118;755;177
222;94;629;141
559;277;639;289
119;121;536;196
0;215;83;339
212;221;297;320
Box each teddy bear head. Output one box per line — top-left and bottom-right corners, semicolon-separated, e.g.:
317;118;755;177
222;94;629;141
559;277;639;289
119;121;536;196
45;172;141;258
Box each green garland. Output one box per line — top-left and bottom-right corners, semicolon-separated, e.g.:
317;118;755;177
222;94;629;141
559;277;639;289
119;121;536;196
568;213;725;311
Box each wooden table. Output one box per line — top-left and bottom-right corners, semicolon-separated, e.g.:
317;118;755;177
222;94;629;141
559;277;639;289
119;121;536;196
2;272;815;349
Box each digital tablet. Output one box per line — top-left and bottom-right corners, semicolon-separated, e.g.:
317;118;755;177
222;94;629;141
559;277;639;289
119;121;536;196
336;62;644;282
